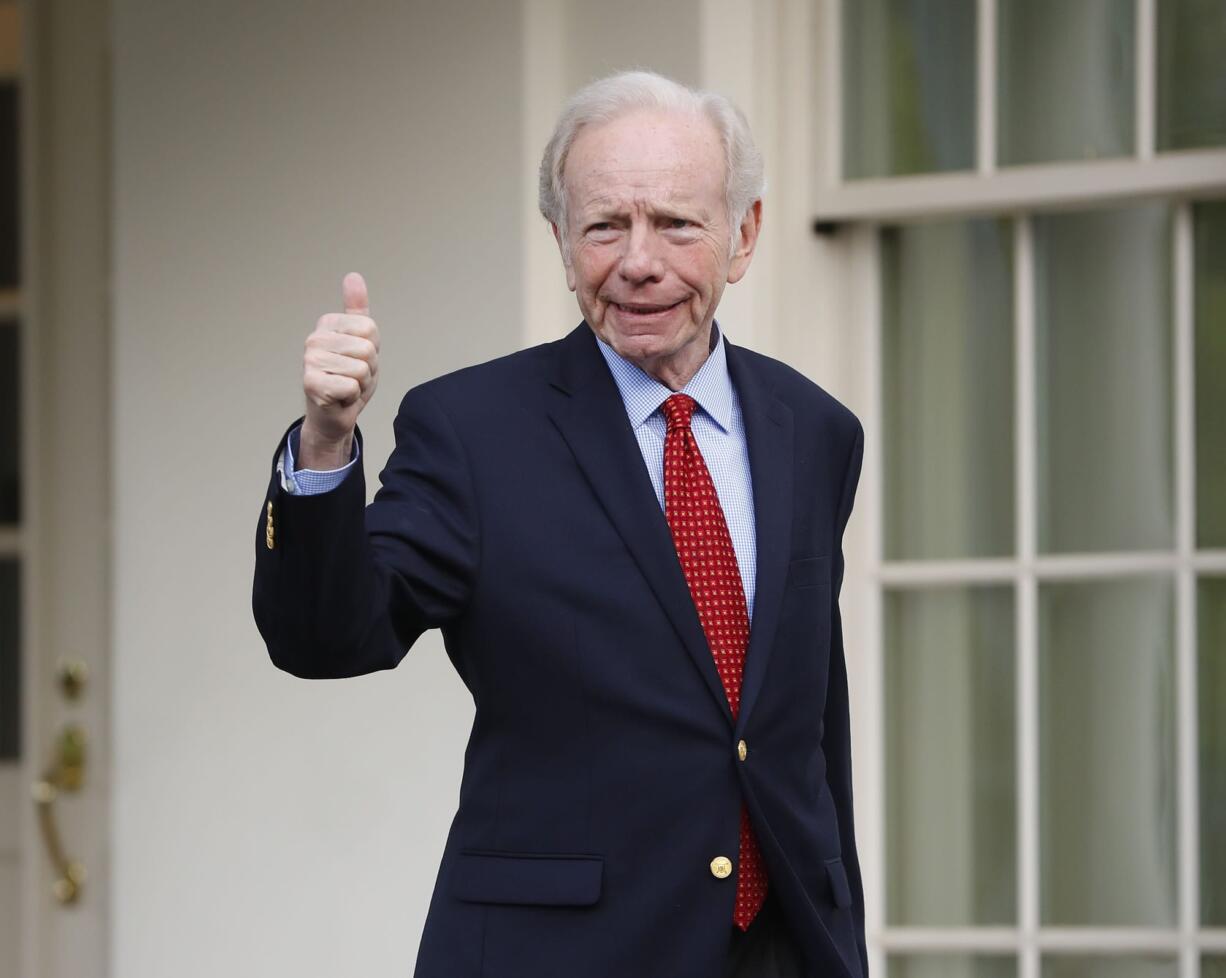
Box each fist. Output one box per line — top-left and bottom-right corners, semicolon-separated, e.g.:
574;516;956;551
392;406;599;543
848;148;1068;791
300;272;380;465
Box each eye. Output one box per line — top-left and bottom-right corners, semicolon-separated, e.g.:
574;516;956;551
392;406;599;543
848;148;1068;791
667;217;691;229
585;221;621;242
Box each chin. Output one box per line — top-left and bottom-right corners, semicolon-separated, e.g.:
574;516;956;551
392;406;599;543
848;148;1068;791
608;331;677;361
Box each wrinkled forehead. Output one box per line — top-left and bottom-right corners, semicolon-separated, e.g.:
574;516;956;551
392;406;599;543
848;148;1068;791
571;166;716;215
562;109;726;214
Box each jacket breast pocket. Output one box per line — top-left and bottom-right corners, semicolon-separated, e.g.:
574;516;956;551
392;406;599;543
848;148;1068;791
789;554;832;589
451;849;604;907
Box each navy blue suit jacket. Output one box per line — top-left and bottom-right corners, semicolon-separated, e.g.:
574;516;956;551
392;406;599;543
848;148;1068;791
253;322;867;978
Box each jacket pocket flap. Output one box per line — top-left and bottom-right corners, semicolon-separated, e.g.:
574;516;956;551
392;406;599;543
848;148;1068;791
452;850;604;906
824;856;852;909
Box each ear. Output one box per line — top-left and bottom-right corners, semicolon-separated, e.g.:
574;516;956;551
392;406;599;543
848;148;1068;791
551;221;577;292
726;199;763;285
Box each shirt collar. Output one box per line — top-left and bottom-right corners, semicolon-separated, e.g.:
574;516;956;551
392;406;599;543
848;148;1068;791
594;321;734;434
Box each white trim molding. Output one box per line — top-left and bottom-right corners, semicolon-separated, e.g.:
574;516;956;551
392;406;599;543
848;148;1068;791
814;151;1226;224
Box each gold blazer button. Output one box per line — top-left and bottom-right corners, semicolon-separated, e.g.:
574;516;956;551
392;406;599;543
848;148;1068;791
710;856;733;879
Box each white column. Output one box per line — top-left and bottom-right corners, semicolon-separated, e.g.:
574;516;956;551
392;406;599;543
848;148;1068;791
521;0;574;347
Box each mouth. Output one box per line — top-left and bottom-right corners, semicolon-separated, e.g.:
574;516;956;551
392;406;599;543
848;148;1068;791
608;298;686;320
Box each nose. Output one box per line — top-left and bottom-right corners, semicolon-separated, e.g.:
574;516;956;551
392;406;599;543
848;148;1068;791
617;223;664;284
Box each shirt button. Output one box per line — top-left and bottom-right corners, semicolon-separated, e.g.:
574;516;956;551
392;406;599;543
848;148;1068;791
737;739;748;762
710;856;733;879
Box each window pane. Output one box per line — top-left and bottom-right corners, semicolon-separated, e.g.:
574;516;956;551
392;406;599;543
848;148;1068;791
0;80;17;288
889;954;1017;978
0;320;17;523
1195;200;1226;548
1204;957;1226;978
1042;957;1177;978
1035;203;1173;554
882;219;1014;560
1200;575;1226;926
1039;577;1176;926
842;0;976;179
885;585;1015;925
1157;0;1226;150
997;0;1135;165
0;560;18;760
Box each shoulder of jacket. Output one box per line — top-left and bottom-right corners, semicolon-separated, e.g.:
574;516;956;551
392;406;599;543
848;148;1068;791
399;337;559;410
736;346;861;437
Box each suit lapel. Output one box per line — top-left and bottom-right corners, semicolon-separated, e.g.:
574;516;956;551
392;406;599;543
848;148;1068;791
724;338;793;734
546;324;735;725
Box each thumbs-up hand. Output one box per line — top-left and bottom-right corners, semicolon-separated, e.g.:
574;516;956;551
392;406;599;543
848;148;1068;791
299;272;380;470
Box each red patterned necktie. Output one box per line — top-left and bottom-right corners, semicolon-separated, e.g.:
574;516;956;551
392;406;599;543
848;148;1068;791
660;392;768;931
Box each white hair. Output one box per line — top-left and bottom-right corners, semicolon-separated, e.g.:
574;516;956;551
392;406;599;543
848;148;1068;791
538;70;765;258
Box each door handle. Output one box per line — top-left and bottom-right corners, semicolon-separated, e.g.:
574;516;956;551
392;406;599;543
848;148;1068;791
31;723;88;904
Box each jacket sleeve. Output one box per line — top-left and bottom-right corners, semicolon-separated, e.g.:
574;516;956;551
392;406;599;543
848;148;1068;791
822;415;868;977
252;383;480;679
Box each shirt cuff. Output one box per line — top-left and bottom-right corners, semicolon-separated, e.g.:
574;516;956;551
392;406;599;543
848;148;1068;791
277;423;360;495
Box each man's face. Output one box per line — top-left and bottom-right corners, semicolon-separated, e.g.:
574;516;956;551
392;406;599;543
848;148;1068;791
554;108;760;382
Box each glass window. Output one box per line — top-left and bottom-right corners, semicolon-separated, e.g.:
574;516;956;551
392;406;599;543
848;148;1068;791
1199;575;1226;926
0;79;16;288
996;0;1135;166
0;319;17;523
885;585;1015;925
1204;957;1226;978
881;218;1014;560
1039;576;1176;926
1157;0;1226;150
1034;202;1173;554
855;0;1226;959
842;0;976;179
889;954;1017;978
1195;200;1226;548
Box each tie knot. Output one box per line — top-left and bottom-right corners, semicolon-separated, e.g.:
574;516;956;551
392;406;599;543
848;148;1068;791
661;393;696;431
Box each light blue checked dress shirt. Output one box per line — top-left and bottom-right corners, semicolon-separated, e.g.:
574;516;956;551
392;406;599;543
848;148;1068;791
590;323;757;619
280;322;758;619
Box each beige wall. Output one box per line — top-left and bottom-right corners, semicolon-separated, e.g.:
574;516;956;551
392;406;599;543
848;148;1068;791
112;2;525;975
563;0;702;89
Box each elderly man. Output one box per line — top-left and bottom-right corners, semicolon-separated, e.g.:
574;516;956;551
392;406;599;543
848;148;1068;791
253;70;867;978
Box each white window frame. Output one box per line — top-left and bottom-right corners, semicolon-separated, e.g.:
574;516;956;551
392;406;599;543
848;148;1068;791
812;2;1226;977
815;0;1226;224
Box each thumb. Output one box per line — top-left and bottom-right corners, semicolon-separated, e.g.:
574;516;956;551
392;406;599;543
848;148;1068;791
342;271;369;315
